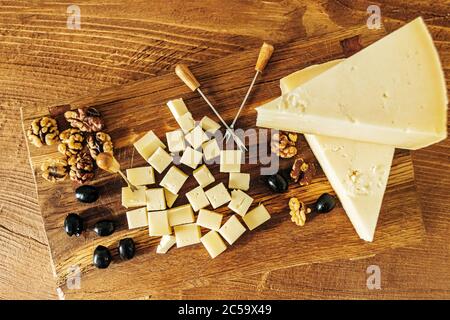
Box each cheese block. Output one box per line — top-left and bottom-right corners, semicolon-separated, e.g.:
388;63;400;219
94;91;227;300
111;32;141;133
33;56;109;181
196;209;223;231
201;230;227;259
193;164;215;188
228;190;253;216
147;147;172;174
281;60;395;242
242;204;270;230
121;186;147;208
205;183;231;209
218;215;246;245
148;210;172;236
185;126;209;149
126;207;148;229
167;98;189;119
126;166;155;186
257;17;447;150
174;223;202;248
167;204;195;226
133;130;166;160
156;235;176;254
145;188;166;211
186;186;210;212
163;188;178;208
160;166;188;195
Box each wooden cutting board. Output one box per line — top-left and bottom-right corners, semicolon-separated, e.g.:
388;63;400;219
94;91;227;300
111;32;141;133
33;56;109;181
21;25;425;299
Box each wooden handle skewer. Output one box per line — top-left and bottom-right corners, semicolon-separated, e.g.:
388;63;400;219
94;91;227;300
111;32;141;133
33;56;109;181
96;152;138;192
175;64;248;151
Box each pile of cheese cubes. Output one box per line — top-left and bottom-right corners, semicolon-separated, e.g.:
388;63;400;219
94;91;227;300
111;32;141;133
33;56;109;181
122;98;271;259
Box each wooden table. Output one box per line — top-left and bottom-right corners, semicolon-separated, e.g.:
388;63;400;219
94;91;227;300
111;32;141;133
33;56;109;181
0;0;448;299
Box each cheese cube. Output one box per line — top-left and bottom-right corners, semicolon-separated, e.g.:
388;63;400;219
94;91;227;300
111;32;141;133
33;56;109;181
126;207;148;229
156;235;176;254
148;210;171;236
242;204;271;230
164;188;178;208
220;150;242;173
167;98;189;119
160;166;188;195
147;147;173;173
174;223;201;248
200;116;221;134
133;130;166;160
122;186;147;208
185;126;209;149
205;183;231;209
193;164;215;188
228;189;253;216
180;146;203;169
177;112;195;133
218;215;246;245
146;188;166;211
166;130;186;153
202;138;221;161
186;186;210;212
196;209;222;231
126;166;155;186
228;172;250;191
201;230;227;259
168;204;195;226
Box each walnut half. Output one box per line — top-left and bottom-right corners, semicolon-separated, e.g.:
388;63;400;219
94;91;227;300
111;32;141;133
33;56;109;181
64;107;104;132
290;157;316;186
86;132;113;159
288;197;311;226
271;131;298;158
41;158;69;183
26;117;59;147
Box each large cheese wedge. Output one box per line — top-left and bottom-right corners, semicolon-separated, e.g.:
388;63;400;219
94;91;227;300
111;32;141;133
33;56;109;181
281;60;394;242
257;17;447;150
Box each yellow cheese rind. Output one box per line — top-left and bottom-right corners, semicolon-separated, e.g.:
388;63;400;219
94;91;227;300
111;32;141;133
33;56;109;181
168;204;195;226
174;223;202;248
257;17;447;150
218;215;246;245
148;210;172;236
196;209;223;231
201;230;227;259
126;166;155;186
163;188;178;208
228;172;250;191
205;183;231;209
228;190;253;216
160;166;188;195
242;204;270;230
186;186;210;212
180;146;203;169
193;164;215;188
147;147;173;174
145;188;166;211
126;207;148;229
133;130;166;160
202;139;221;161
121;186;147;208
220;150;242;173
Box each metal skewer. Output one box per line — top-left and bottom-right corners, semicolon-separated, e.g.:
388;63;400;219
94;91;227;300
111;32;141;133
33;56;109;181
96;152;138;192
225;42;274;142
175;64;248;151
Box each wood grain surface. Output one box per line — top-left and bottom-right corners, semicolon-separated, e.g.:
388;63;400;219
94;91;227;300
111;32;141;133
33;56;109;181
21;25;426;299
1;0;449;299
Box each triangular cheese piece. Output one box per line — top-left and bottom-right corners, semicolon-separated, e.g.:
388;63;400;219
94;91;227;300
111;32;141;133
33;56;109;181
258;17;447;150
281;61;394;242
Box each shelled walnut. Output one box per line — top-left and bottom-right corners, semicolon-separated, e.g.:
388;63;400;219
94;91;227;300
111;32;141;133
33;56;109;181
58;128;85;161
290;157;316;186
271;131;298;158
289;197;311;226
41;158;69;183
69;152;95;184
87;132;113;159
64;107;104;132
26;117;59;147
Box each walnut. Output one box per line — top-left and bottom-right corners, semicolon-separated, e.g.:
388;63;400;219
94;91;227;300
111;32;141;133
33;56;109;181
289;197;311;226
69;152;95;184
64;107;104;132
290;157;316;186
58;128;85;160
41;158;69;183
271;131;298;158
26;117;59;147
86;132;113;159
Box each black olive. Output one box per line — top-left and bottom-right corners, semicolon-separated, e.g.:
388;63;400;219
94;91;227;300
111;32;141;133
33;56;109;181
93;245;112;269
118;238;135;260
93;220;115;237
64;213;84;237
315;193;336;213
75;185;99;203
266;174;288;193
